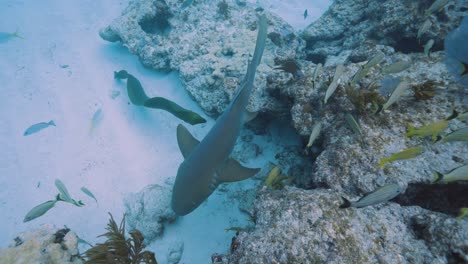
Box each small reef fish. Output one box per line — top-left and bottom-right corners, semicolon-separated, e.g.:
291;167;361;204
24;120;55;136
376;80;410;113
89;108;103;133
312;63;322;88
458;208;468;220
436;127;468;143
81;187;98;204
379;146;423;168
264;166;292;190
417;19;432;41
324;64;344;103
23;200;57;222
171;15;267;216
433;164;468;183
350;51;385;87
304;9;308;20
444;17;468;88
306;121;322;148
345;113;361;135
0;29;23;43
179;0;194;10
340;183;403;208
405;120;449;140
425;0;449;16
424;39;435;57
381;60;411;75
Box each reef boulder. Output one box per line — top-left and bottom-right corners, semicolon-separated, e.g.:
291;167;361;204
100;0;304;116
124;184;177;242
227;187;468;263
0;225;83;264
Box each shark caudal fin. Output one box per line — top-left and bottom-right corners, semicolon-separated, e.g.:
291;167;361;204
216;158;260;183
176;124;200;159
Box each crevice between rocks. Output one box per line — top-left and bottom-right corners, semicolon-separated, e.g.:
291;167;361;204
139;0;173;35
394;182;468;216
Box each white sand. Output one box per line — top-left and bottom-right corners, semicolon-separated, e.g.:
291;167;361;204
0;0;329;263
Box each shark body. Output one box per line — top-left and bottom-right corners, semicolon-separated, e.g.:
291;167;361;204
171;15;267;216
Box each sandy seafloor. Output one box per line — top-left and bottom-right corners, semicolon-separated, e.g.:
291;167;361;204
0;0;330;263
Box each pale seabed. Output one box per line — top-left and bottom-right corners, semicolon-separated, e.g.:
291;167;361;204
0;0;330;263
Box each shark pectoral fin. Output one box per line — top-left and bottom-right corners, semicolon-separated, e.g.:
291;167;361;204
243;109;258;123
217;158;260;183
176;124;200;159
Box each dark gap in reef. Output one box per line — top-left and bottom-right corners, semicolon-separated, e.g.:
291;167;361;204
393;182;468;216
139;0;173;35
392;36;423;53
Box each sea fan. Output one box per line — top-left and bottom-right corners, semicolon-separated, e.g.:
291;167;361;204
83;214;157;264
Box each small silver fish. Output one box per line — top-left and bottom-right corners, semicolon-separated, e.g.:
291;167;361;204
55;179;73;203
434;164;468;183
23;200;57;222
417;19;433;40
23;120;55;136
0;30;23;44
81;187;98;204
306;121;322;148
340;183;403;208
345;113;362;135
436;127;468;143
424;39;435;57
324;64;345;104
382;60;411;75
312;63;322;88
90;108;103;133
377;80;410;113
425;0;449;16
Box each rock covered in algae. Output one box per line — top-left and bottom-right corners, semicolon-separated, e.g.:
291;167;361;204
302;0;467;64
0;225;82;264
100;0;304;116
227;187;468;263
124;184;177;242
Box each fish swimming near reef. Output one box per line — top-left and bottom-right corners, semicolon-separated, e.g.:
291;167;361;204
24;120;55;136
433;164;468;183
435;127;468;143
405;120;449;141
381;60;411;75
376;80;410;113
425;0;449;16
306;121;322;148
340;183;403;208
444;16;468;88
424;39;434;57
0;29;23;43
171;15;267;216
379;146;423;168
304;9;308;20
89;108;103;134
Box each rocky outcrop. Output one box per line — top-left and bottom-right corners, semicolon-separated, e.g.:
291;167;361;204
228;188;468;263
0;225;83;264
302;0;468;64
124;184;177;242
100;0;304;116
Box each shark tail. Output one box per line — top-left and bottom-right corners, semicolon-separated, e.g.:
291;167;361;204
49;120;56;126
339;197;352;208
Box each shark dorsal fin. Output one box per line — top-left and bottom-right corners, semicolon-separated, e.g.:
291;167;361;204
176;124;200;159
216;158;260;183
243;109;258;123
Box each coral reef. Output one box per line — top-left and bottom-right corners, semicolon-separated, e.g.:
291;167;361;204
102;0;468;262
0;225;83;264
100;0;303;116
302;0;468;64
228;188;468;263
124;184;177;242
